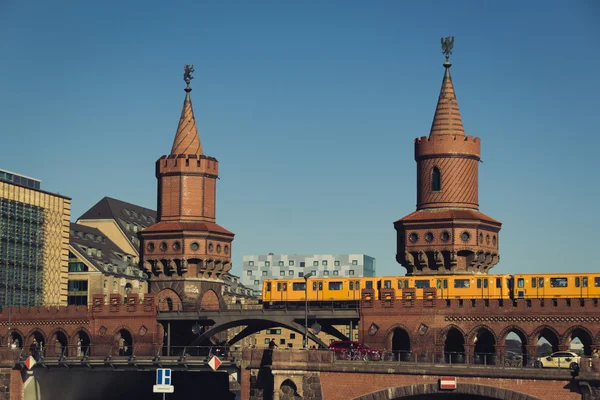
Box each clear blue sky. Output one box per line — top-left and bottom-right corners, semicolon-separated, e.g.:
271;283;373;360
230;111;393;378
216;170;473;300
1;1;599;277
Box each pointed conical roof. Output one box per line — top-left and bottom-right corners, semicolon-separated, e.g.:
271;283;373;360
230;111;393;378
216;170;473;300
171;87;203;156
429;61;465;137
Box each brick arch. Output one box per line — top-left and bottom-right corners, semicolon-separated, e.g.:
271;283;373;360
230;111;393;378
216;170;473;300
156;288;183;312
352;383;543;400
112;325;135;343
200;289;220;311
437;324;466;345
25;328;48;346
530;325;561;342
47;327;69;343
467;324;498;345
8;328;25;347
70;327;92;346
498;325;530;346
384;323;414;350
563;325;595;355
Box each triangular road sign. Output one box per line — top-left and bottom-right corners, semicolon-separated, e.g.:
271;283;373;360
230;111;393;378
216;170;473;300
24;356;36;370
208;356;221;371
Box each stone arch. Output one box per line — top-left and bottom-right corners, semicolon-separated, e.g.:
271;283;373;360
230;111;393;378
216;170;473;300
25;328;47;347
8;329;24;348
48;328;70;357
384;324;413;361
280;378;301;400
498;325;529;346
438;324;466;344
200;289;220;311
439;324;466;364
157;288;183;312
531;325;560;355
498;325;529;367
113;326;134;356
563;325;594;356
352;382;543;400
71;328;92;356
468;325;497;365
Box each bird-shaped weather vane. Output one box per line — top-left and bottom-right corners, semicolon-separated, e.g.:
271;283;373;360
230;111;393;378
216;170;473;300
184;64;195;87
441;36;454;61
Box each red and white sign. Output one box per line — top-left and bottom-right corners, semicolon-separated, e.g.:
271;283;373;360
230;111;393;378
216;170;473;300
208;356;221;371
440;376;457;390
24;356;36;370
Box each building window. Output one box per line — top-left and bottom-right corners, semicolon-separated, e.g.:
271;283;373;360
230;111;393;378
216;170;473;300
249;261;254;266
298;272;304;278
313;261;318;267
103;280;107;289
352;260;358;265
289;270;294;276
279;261;284;266
289;260;294;266
262;271;268;276
254;280;260;285
431;167;441;191
265;261;270;267
290;333;295;339
68;262;88;272
349;270;355;276
322;260;328;267
323;271;329;276
280;271;285;276
334;261;340;266
311;270;316;275
280;339;285;345
300;262;305;267
264;339;271;345
247;270;252;276
333;270;339;276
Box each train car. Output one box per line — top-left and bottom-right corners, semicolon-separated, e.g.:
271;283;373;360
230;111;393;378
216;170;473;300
511;273;600;299
262;277;363;308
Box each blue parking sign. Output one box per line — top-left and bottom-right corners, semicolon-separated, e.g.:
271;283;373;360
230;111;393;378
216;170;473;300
157;369;172;385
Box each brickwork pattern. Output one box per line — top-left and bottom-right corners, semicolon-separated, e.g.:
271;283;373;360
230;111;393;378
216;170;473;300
417;156;478;209
429;65;464;137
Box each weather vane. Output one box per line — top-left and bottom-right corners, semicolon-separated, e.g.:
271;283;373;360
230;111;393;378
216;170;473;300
184;64;195;87
441;36;454;61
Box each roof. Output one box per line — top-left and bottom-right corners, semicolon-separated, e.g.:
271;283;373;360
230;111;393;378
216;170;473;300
77;197;157;252
429;62;465;137
171;88;202;156
396;209;501;225
143;221;234;235
69;223;147;280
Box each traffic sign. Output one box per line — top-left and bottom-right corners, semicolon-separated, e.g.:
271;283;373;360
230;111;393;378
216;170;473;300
208;356;221;371
24;356;36;370
440;376;457;390
154;368;174;394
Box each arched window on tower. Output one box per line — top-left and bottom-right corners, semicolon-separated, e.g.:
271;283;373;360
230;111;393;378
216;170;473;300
431;167;441;191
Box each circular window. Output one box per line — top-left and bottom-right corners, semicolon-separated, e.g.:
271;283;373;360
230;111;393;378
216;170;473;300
461;231;471;242
224;245;229;254
160;242;168;251
492;235;497;246
216;244;222;253
409;233;419;243
190;242;199;251
172;241;181;251
424;232;434;243
486;234;490;244
146;242;155;252
208;243;214;252
440;231;450;242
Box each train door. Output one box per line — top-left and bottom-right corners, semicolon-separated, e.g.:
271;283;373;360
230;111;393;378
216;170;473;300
476;277;490;298
312;280;324;303
531;276;545;298
575;276;589;298
436;278;448;299
349;280;361;301
276;281;288;303
264;281;272;303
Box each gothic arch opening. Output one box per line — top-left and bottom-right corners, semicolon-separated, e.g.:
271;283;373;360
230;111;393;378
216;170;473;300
51;330;69;357
504;330;527;367
431;166;441;191
27;331;46;358
10;331;23;349
473;327;496;365
116;329;134;356
535;327;559;356
567;327;593;356
200;289;220;311
280;379;301;400
74;330;91;357
444;327;465;364
391;327;411;361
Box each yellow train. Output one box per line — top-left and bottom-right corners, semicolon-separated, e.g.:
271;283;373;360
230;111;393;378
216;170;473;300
261;273;600;308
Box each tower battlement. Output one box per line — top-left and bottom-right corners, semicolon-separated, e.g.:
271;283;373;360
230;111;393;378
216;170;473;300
156;154;219;177
415;135;480;160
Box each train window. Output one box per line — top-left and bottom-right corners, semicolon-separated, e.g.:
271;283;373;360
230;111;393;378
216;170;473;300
436;280;442;289
328;282;343;290
277;282;282;291
596;278;600;287
583;277;588;287
477;279;481;289
312;282;317;290
366;281;373;289
356;281;360;290
384;280;391;289
539;278;544;287
455;279;470;289
517;278;524;288
350;282;354;290
292;282;306;291
532;278;537;288
397;280;403;289
443;279;448;289
550;278;568;288
266;282;271;291
415;280;430;289
484;279;488;288
283;283;287;290
496;278;501;288
576;277;580;288
319;282;323;290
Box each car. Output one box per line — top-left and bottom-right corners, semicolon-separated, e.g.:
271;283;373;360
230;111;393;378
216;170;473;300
534;351;580;369
328;341;382;361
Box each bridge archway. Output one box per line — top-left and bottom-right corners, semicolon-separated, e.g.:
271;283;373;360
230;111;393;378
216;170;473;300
114;327;134;356
200;289;220;311
352;383;543;400
71;329;91;356
499;325;528;367
48;329;69;357
441;325;465;364
564;325;594;356
157;288;182;312
26;329;47;347
9;329;24;348
532;326;559;356
470;325;497;365
387;325;411;361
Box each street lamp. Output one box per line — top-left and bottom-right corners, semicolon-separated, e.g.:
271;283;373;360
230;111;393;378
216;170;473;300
303;272;314;349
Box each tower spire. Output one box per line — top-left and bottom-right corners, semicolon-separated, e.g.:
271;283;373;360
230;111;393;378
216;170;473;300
429;37;465;137
170;64;203;156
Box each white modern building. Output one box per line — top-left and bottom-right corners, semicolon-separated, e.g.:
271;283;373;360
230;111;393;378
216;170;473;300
242;253;376;296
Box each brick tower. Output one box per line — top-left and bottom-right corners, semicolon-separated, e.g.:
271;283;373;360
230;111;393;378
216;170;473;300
140;66;234;310
394;39;501;275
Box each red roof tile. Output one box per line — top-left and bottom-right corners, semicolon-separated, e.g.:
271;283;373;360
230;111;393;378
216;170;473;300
143;221;234;235
396;209;501;225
